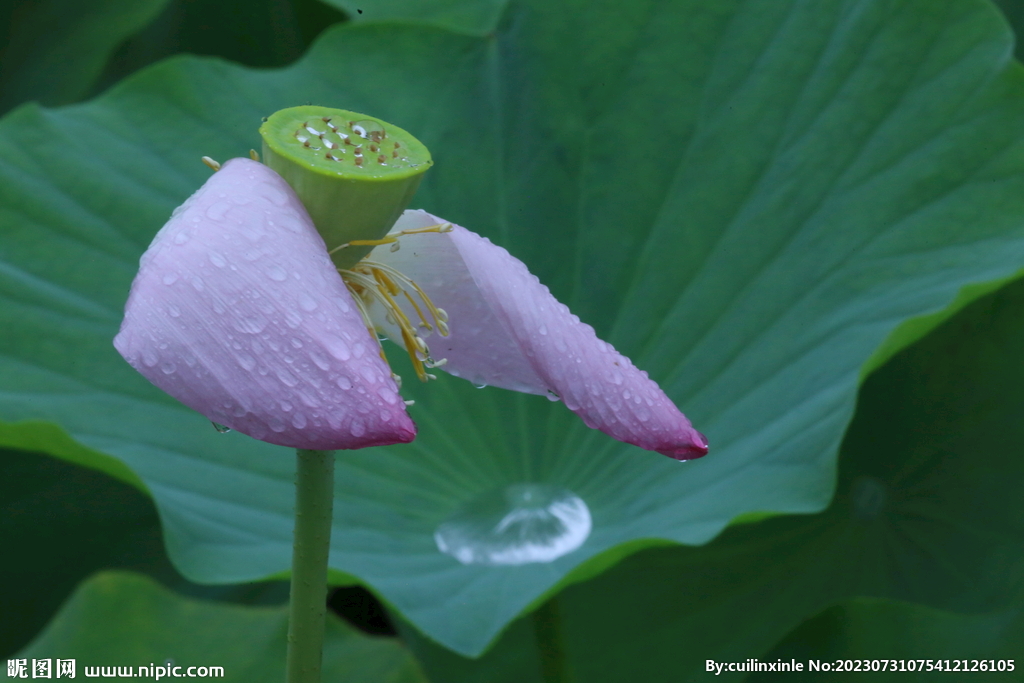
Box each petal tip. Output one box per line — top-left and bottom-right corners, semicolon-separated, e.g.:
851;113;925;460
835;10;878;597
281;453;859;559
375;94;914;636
656;430;709;461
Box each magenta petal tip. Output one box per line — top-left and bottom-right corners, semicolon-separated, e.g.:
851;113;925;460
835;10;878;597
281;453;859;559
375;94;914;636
656;430;709;461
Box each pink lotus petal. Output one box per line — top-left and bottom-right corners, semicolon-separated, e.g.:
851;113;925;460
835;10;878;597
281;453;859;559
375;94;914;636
114;158;415;450
369;210;707;460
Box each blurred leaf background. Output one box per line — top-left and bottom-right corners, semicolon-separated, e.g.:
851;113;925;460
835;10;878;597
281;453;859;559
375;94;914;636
3;0;1024;681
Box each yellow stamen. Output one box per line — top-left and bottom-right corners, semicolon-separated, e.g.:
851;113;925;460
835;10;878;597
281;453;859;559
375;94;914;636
201;156;221;172
402;290;432;331
328;222;453;255
337;249;449;382
361;259;449;333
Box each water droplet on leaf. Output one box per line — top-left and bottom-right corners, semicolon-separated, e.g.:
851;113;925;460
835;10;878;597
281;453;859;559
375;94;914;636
434;484;591;566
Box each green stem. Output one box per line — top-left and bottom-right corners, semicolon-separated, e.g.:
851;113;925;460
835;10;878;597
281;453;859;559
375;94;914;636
286;449;336;683
533;596;572;683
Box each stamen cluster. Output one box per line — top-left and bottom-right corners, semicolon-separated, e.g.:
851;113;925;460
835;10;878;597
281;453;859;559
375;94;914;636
334;223;454;384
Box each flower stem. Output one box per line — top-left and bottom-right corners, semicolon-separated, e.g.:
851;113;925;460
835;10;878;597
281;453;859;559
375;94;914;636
286;449;335;683
533;596;572;683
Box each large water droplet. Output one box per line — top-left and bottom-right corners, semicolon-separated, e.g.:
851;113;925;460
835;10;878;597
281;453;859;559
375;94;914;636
205;201;232;221
325;336;351;361
298;292;318;312
234;315;267;334
434;484;591;566
309;350;331;371
275;367;299;387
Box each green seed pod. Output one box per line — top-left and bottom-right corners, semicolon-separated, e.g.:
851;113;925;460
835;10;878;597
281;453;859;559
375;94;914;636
259;105;432;269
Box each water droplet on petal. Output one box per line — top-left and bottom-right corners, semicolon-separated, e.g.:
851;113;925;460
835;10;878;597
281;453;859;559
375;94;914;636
209;252;226;268
160;361;176;375
434;484;591;566
142;349;159;367
350;418;366;437
266;264;287;281
234;315;267;334
298;292;318;311
325;337;351;361
336;376;353;390
268;416;286;433
309;350;331;371
292;412;307;429
162;273;179;285
276;368;299;387
205;201;232;221
167;305;181;318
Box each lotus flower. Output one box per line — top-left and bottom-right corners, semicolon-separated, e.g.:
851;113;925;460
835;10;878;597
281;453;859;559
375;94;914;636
115;158;708;459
